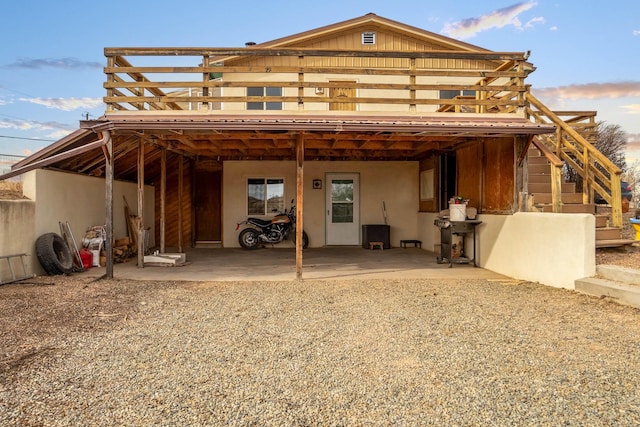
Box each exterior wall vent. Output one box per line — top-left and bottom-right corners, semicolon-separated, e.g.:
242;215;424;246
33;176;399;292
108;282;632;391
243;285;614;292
362;32;376;45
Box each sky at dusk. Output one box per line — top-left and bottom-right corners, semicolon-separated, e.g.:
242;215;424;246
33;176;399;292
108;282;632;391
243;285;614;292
1;1;639;164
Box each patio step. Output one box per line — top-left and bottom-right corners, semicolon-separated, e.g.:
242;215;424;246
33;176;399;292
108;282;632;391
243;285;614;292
575;265;640;308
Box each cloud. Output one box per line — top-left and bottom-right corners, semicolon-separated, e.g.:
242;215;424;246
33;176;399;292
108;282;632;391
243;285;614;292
3;57;102;70
533;81;640;101
525;16;545;28
19;97;104;111
634;30;640;36
549;26;558;31
627;133;640;151
622;104;640;115
0;117;73;133
441;1;538;39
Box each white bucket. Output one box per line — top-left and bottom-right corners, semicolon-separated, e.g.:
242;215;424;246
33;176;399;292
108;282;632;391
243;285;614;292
449;203;467;221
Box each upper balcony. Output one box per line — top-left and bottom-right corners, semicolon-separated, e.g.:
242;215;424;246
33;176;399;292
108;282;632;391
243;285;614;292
103;47;532;116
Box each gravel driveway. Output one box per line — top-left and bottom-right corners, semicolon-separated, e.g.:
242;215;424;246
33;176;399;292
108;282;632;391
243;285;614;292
1;276;640;426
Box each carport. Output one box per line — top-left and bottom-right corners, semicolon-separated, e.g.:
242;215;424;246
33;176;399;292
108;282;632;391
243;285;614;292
79;246;512;282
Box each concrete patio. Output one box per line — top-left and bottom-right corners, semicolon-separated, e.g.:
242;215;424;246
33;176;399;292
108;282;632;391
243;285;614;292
78;247;513;282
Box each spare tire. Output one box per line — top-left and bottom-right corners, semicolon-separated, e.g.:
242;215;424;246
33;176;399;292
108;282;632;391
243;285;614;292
36;233;73;275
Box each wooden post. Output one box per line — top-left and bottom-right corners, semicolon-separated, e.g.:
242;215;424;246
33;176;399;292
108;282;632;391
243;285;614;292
409;57;416;113
514;136;528;211
160;147;166;253
137;139;145;267
551;164;563;213
296;132;304;280
178;154;184;253
582;148;591;205
102;132;114;278
202;55;210;111
298;55;304;111
611;173;623;228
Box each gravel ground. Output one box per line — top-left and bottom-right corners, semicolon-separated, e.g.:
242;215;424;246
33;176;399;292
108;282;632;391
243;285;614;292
1;276;640;426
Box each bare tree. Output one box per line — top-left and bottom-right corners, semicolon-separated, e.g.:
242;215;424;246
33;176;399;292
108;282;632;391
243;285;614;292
564;122;627;191
622;159;640;206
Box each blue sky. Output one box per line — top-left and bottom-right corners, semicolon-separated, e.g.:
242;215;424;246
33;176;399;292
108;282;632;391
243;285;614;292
1;0;639;163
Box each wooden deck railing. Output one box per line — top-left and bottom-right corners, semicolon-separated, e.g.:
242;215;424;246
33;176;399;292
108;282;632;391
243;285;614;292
526;93;623;227
103;47;531;113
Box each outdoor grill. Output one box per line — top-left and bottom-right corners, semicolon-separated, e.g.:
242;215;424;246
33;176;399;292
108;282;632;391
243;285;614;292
434;218;482;267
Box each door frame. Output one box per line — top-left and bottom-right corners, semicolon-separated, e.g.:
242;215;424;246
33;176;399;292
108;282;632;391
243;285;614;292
325;172;360;245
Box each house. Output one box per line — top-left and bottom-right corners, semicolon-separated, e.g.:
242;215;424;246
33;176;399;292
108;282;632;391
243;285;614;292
0;14;625;288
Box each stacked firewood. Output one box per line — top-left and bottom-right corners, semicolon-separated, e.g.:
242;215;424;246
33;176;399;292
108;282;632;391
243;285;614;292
113;237;135;263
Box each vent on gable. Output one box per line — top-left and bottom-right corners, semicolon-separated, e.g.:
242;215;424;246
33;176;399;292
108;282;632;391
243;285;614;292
362;32;376;45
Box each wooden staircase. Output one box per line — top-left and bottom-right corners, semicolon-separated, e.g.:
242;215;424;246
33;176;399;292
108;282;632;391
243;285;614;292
527;148;634;248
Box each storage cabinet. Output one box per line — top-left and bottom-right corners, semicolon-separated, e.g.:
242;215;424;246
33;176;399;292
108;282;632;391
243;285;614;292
362;224;391;249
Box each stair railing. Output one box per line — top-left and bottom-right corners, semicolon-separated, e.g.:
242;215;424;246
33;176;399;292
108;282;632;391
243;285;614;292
525;93;623;227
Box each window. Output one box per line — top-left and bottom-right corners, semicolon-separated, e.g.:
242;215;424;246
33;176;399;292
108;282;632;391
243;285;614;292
247;178;284;215
420;169;435;201
440;89;475;99
247;87;283;110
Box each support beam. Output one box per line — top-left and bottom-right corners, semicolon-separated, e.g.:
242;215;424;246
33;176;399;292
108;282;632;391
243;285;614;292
137;138;145;267
178;154;184;253
102;132;114;278
296;132;304;280
551;164;563;213
160;147;166;253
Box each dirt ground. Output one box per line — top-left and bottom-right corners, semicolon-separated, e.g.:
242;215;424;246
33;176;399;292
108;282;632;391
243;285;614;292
1;182;638;376
595;206;640;269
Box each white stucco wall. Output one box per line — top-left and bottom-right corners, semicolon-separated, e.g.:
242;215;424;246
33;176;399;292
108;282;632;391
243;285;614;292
223;160;419;248
0;200;35;281
418;211;596;289
22;169;155;275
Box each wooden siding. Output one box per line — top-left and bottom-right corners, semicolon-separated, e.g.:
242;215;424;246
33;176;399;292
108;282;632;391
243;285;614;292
456;143;483;210
153;154;192;247
230;26;499;70
483;137;516;212
456;138;516;213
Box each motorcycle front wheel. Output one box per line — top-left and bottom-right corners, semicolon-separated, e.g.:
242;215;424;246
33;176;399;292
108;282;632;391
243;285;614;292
292;230;309;249
238;228;262;250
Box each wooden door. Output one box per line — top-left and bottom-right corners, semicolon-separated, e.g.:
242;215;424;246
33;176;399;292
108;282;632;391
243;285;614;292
194;164;222;242
329;81;356;111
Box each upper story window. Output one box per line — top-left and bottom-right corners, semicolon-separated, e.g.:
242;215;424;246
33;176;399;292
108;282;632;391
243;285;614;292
440;89;475;99
247;87;283;110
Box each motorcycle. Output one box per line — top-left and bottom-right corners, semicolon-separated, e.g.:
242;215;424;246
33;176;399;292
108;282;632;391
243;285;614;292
236;199;309;250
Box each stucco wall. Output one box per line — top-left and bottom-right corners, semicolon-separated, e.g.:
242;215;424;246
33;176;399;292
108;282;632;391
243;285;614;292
223;160;419;248
22;169;155;275
0;200;35;282
418;211;595;289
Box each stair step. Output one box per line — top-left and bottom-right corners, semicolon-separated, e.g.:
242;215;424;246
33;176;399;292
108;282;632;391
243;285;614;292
533;193;584;204
596;227;623;241
528;156;550;165
528;182;576;193
528;163;552;174
529;174;552;184
575;277;640;308
540;204;596;214
595;215;608;228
